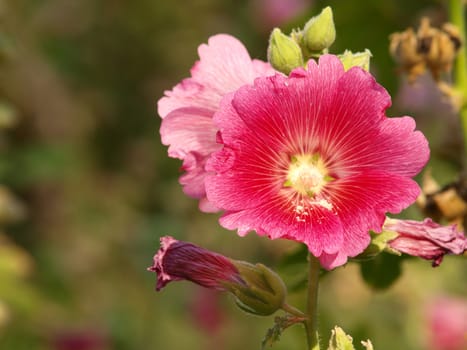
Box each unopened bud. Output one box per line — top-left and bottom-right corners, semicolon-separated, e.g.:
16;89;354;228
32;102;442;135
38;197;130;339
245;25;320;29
302;6;336;52
338;49;372;71
228;261;286;316
149;236;287;316
268;28;304;75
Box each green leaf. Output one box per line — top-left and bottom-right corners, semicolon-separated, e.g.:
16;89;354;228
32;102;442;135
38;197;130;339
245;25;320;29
359;253;403;290
328;327;375;350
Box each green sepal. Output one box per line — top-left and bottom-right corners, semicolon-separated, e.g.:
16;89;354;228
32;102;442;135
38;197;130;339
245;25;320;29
328;326;375;350
338;49;372;71
227;261;287;316
354;230;399;261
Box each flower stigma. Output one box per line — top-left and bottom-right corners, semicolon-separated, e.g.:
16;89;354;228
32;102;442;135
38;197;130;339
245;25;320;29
284;153;333;197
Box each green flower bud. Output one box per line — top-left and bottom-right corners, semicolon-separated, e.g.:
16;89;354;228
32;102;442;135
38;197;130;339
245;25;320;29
227;261;286;316
268;28;304;75
302;6;336;52
338;49;372;71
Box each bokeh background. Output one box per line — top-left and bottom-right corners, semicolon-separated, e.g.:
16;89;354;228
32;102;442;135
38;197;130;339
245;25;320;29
0;0;465;349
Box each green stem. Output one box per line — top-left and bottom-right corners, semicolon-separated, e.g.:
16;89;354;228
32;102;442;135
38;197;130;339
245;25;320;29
449;0;467;160
305;254;321;350
282;303;307;318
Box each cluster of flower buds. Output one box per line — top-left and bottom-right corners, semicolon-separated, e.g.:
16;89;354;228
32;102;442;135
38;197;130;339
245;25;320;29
389;17;462;83
149;236;287;316
267;6;371;74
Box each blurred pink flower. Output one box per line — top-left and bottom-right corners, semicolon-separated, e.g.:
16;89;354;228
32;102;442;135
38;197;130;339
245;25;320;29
426;296;467;350
251;0;311;29
384;218;466;266
158;35;275;212
190;288;226;334
189;288;227;350
51;330;107;350
205;55;430;269
148;236;244;291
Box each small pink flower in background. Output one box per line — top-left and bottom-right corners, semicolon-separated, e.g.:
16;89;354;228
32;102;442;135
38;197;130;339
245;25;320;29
425;296;467;350
51;330;108;350
148;236;244;291
251;0;311;29
205;55;430;269
189;288;227;350
190;288;226;334
158;35;275;212
384;218;466;266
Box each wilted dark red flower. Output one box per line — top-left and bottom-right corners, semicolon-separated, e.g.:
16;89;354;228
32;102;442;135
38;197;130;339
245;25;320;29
148;236;244;291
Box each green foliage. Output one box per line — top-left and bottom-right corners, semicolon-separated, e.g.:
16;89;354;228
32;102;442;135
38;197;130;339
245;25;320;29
359;253;403;290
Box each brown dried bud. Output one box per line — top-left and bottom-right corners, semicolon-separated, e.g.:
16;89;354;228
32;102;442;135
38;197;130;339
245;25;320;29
389;17;462;83
389;28;426;83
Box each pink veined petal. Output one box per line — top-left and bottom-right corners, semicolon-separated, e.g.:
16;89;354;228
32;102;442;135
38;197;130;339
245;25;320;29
160;107;220;201
158;34;276;118
195;34;275;95
158;79;208;118
158;34;275;211
178;152;210;199
160;107;220;159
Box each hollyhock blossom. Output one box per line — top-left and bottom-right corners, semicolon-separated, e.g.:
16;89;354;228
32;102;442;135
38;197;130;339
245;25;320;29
205;54;430;269
158;35;275;212
384;217;466;266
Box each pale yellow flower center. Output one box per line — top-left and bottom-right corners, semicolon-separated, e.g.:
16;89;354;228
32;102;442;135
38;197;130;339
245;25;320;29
285;154;332;197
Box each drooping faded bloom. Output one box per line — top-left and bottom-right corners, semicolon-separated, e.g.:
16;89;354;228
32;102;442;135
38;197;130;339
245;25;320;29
205;55;430;269
148;236;286;315
384;218;466;266
158;35;275;212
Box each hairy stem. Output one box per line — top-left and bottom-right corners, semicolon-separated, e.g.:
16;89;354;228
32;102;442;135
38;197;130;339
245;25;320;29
305;254;321;350
450;0;467;160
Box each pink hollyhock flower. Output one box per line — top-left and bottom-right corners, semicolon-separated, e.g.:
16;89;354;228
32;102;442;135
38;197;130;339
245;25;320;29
158;35;275;212
205;54;430;269
425;296;467;350
148;236;244;291
384;218;466;266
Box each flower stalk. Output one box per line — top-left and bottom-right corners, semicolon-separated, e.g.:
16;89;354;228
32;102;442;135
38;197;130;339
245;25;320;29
449;0;467;159
305;254;321;350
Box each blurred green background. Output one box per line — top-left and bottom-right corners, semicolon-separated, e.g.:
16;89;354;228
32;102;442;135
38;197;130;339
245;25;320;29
0;0;465;349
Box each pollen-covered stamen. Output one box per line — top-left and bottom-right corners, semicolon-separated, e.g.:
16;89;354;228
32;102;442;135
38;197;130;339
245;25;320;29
284;154;333;196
